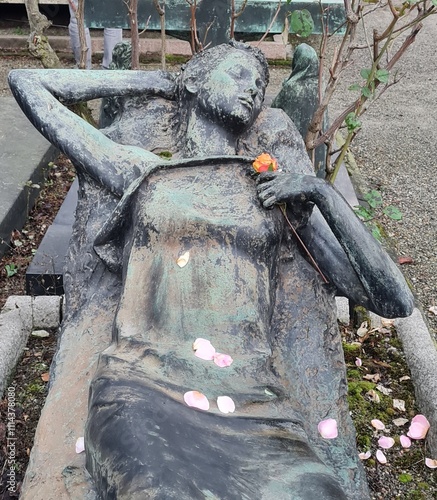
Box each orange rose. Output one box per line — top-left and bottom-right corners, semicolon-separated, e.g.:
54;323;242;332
252;153;278;173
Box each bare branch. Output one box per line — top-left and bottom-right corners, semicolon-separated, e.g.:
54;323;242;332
153;0;166;69
257;0;281;47
123;0;140;69
230;0;249;38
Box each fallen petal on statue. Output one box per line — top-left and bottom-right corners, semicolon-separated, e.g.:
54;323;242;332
376;450;387;464
359;451;371;460
193;338;212;350
378;436;395;449
75;436;85;454
355;357;362;367
371;419;385;430
192;338;216;360
184;391;210;411
195;344;216;361
400;435;411;448
425;458;437;469
217;396;235;414
318;419;338;439
213;353;233;367
177;251;190;268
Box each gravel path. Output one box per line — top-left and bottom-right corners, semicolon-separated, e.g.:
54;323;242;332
0;14;435;340
328;13;437;339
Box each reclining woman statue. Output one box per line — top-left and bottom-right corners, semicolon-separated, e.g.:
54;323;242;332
9;41;413;499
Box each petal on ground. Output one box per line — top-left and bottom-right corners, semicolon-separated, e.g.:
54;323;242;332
378;436;395;449
371;419;385;430
376;449;387;464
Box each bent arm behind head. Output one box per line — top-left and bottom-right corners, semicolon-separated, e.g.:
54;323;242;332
8;69;176;196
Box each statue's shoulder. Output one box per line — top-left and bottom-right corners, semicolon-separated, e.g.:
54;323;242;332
251;107;304;145
239;107;313;174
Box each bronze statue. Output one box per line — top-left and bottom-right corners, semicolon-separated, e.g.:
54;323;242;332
10;41;413;499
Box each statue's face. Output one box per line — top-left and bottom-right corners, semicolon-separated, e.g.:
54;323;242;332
197;51;266;132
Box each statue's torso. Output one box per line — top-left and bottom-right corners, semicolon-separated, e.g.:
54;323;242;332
109;163;290;407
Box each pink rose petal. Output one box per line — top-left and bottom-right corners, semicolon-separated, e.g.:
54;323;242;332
400;435;412;448
195;344;216;361
75;436;85;454
318;419;338;439
378;436;395;449
371;419;385;430
359;451;371;460
213;353;233;367
355;357;362;367
407;422;429;440
184;391;210;411
411;414;430;430
193;338;216;361
376;449;387;464
217;396;236;414
425;458;437;469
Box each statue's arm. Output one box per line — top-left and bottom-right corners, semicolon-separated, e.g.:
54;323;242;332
257;172;414;318
8;69;175;196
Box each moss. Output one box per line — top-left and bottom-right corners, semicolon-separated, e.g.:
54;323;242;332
389;337;403;349
158;151;173;159
342;342;361;359
24;383;45;395
351;305;370;329
398;473;413;483
417;482;430;491
268;59;291;67
348;380;376;396
408;490;427;500
346;369;362;381
356;434;372;449
165;54;190;65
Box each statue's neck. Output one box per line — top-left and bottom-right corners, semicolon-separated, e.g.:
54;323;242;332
181;109;238;157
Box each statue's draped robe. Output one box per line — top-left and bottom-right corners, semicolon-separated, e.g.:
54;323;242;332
81;106;368;498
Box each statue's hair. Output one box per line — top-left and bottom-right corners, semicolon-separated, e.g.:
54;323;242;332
177;40;269;92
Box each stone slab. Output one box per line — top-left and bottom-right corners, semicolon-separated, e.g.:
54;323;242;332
26;179;78;296
0;295;62;396
0;97;58;259
0;296;32;396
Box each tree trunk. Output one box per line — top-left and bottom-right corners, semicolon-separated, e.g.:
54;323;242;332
153;0;166;70
126;0;140;69
24;0;61;68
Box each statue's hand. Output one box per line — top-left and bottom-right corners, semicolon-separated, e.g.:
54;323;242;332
256;171;311;209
